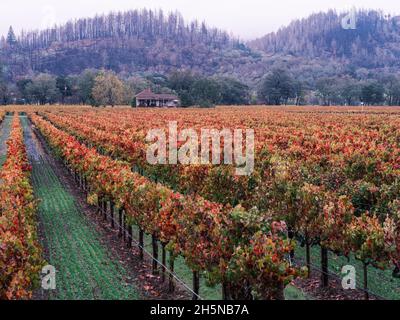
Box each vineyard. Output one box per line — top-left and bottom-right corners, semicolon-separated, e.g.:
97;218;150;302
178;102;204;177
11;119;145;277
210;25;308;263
0;114;43;299
0;106;399;300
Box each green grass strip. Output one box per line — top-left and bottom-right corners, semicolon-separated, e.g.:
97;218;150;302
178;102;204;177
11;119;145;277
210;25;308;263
295;244;400;300
0;115;13;167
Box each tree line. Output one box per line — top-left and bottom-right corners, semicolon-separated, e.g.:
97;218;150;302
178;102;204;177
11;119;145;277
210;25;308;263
6;9;231;51
258;68;400;106
1;67;400;106
0;69;251;107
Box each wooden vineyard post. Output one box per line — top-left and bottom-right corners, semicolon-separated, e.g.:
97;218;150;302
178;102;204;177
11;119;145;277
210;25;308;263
222;282;229;300
84;177;88;195
118;208;123;238
306;241;311;278
161;243;166;282
321;246;329;287
139;228;144;260
168;254;175;293
103;200;107;221
288;228;295;261
192;271;200;300
152;235;159;275
363;262;369;300
122;210;126;242
96;198;101;215
127;225;133;248
86;184;90;200
125;219;130;245
100;199;104;217
110;201;115;229
305;233;311;278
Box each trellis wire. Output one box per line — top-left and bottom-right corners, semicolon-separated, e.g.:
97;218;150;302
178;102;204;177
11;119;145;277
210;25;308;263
294;255;387;300
94;198;203;300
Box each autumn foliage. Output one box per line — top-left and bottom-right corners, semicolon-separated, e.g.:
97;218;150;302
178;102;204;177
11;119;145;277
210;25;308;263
19;105;400;298
30;112;300;300
0;115;43;300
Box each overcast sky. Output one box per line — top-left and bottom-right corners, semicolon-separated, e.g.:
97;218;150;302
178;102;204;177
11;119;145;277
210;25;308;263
1;0;399;39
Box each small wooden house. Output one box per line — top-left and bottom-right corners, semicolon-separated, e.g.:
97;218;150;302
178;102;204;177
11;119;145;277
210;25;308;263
135;89;180;107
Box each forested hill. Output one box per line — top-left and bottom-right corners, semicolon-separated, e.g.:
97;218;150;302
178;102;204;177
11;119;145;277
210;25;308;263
0;9;261;81
249;9;400;69
2;8;400;97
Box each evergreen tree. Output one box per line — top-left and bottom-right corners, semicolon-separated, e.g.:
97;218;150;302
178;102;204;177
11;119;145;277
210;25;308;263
0;36;6;48
6;26;17;46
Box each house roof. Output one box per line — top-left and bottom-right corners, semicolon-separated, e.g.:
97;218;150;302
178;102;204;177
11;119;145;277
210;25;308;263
135;88;179;100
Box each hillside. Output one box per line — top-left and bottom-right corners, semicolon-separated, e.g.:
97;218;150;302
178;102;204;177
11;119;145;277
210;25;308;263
249;9;400;69
1;8;400;106
0;9;261;82
3;9;400;85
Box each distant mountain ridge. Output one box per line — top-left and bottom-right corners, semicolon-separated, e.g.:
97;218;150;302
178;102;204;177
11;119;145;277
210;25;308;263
249;9;400;69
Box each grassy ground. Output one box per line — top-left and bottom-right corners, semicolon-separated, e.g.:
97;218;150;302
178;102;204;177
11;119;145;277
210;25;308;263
0;115;13;166
21;116;139;300
295;244;400;300
284;285;310;300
